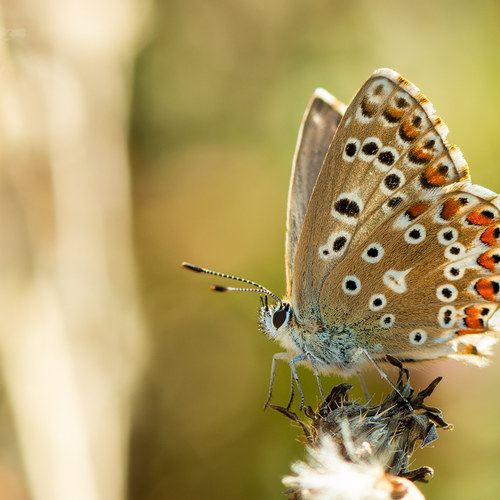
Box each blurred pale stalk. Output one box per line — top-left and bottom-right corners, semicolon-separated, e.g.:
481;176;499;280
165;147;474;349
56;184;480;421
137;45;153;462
0;2;148;500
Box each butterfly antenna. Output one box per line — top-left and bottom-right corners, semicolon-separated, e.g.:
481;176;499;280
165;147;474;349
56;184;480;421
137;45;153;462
182;262;282;306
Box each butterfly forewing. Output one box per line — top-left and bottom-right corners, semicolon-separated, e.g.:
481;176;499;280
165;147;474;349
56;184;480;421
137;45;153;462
286;89;345;295
292;68;500;363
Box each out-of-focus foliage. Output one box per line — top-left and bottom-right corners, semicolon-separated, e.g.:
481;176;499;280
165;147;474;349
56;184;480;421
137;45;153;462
99;0;500;499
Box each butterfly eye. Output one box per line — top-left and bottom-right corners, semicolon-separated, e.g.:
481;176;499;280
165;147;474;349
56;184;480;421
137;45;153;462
272;307;289;329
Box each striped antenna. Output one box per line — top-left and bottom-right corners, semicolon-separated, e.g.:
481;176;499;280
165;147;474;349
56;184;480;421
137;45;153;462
181;262;282;306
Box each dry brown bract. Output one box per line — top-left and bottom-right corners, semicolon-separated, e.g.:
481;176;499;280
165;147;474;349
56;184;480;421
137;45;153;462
272;358;452;500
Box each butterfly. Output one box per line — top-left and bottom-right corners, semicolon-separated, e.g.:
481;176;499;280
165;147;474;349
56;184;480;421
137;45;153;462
183;68;500;407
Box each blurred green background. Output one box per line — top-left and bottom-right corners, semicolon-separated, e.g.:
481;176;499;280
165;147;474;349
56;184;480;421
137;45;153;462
132;0;500;499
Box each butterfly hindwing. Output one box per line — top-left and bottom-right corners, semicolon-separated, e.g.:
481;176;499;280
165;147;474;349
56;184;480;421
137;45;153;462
319;184;500;363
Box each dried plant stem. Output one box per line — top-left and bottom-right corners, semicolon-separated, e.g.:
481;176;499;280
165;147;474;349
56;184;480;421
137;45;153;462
0;3;148;500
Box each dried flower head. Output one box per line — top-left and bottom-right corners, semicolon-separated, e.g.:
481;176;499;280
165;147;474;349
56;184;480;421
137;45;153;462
273;358;452;499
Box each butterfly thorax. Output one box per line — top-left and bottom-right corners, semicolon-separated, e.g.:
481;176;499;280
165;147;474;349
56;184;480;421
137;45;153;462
259;301;364;374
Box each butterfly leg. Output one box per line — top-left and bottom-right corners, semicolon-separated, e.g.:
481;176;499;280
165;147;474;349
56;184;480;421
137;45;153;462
357;371;371;404
289;354;308;410
264;352;291;410
305;351;326;404
362;349;413;410
286;367;295;410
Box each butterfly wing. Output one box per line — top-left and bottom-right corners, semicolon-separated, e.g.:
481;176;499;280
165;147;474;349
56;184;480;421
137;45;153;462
286;89;345;294
292;68;499;363
320;183;500;364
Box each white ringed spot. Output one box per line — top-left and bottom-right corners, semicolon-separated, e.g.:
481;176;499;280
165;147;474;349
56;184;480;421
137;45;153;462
342;275;361;295
319;231;351;260
436;284;458;302
404;224;426;244
444;263;465;281
380;314;395;328
383;193;407;214
409;329;427;345
362;243;385;263
373;147;399;171
437;227;458;245
444;243;466;260
380;169;405;195
343;138;360;163
331;192;364;225
369;294;386;311
438;306;456;328
355;79;392;124
367;78;392;102
359;137;383;162
383;268;411;294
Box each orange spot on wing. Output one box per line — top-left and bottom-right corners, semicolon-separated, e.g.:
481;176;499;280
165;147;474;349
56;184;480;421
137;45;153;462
407;202;430;218
465;305;482;316
467;209;496;226
386;106;406;119
440;198;462;220
401;119;420;139
475;278;498;301
457;330;483;336
481;226;500;246
477;250;498;272
455;345;481;360
465;316;484;329
411;145;434;162
423;165;447;186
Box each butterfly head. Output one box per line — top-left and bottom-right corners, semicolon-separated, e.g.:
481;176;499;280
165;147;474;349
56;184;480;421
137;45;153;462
259;298;292;340
182;262;292;341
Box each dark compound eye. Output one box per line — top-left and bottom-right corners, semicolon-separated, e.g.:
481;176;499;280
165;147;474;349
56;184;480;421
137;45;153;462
272;308;288;329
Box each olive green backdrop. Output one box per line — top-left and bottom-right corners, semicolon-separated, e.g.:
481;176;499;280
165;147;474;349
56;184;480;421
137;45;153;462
131;1;500;498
